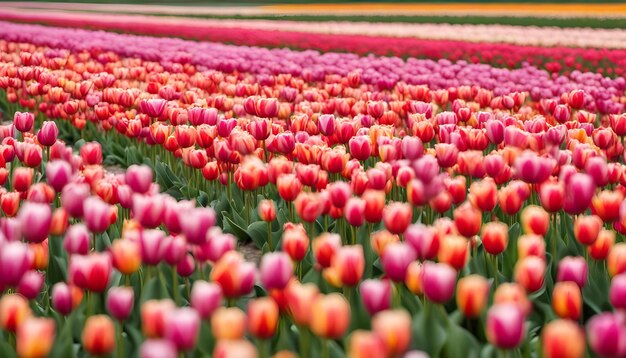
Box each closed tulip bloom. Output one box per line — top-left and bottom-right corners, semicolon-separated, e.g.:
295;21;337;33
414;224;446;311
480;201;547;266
16;317;55;358
556;256;588;288
282;226;309;262
285;281;319;326
453;202;482;237
213;340;258;358
277;174;302;202
574;215;602;246
18;202;51;243
133;194;165;230
610;274;626;309
332;245;364;287
609;243;626;277
110;238;142;275
344;197;365;227
514;256;546;293
14;112;34;132
83;196;113;233
360;279;391;316
517;234;546;260
552;282;582;320
422;262;457;303
260;252;293;291
106;286;134;321
469;178;498;212
542;320;585;358
382;202;412;235
521;205;549;236
348;330;386;358
294;192;324;223
140;339;178;358
46;160;72;193
140;98;167;117
405;224;439;260
51;282;74;316
382;242;416;282
313;233;342;269
0;241;32;287
372;309;411;356
164;308;200;351
80;142;103;166
405;261;424;296
1;191;20;217
456;275;490;318
0;294;31;332
190;281;222;320
142;299;176;338
328;181;352;208
126;165;153;194
257;200;276;222
587;312;626;358
590;229;615;261
563;173;595;215
539;181;565;213
514;151;555;184
481;221;508;255
180;207;216;245
63;224;90;256
36;121;58;147
61;183;90;218
310;293;350;339
83;315;115;355
494;283;532;316
68;253;112;293
438;235;470;271
349;135;371;161
211;307;247;340
486;304;525;349
17;270;43;300
210;251;256;298
247;297;279;339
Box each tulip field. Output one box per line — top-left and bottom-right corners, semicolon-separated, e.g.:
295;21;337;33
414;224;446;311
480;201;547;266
2;3;626;358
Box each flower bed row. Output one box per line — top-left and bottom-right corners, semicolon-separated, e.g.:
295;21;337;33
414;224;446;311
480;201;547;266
1;9;626;76
1;24;626;358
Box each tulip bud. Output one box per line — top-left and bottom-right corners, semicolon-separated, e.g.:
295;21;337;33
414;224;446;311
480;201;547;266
438;235;469;271
46;160;72;193
405;261;424;296
18;202;51;243
213;340;257;358
247;297;279;339
80;142;103;165
211;307;246;341
344;197;365;227
514;256;546;293
164;308;200;352
332;246;364;287
360;279;391;316
405;224;439;260
82;315;115;356
590;229;615;261
486;304;525;349
14;112;34;132
61;183;90;218
586;312;626;357
422;262;456;304
260;252;293;291
110;239;142;275
552;282;582;320
348;330;386;358
257;200;276;222
51;282;76;316
140;339;178;358
282;226;309;262
481;221;508;255
63;224;90;256
521;205;549;236
456;275;490;318
382;202;412;235
37;121;58;146
453;202;482;237
382;242;416;282
542;319;585;358
310;293;350;339
17;270;44;300
313;233;341;269
556;256;587;288
574;215;602;246
106;286;134;321
191;281;222;320
83;196;113;233
372;309;412;356
17;317;55;358
126;165;153;194
142;299;176;338
609;243;626;277
0;294;31;332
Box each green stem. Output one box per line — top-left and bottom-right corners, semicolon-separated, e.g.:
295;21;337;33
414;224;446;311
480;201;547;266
172;266;180;306
267;222;273;251
117;321;124;358
259;339;270;358
321;338;329;358
299;326;310;358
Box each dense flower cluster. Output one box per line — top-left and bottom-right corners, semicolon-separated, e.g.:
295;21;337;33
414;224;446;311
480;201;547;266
0;20;626;358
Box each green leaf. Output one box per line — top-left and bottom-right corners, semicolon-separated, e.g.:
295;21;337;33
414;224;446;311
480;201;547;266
247;221;269;249
223;214;252;242
441;324;481;358
412;307;448;357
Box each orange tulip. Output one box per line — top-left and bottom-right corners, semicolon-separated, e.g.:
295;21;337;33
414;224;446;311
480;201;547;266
521;205;549;236
456;275;490;318
608;243;626;277
17;317;55;358
517;234;546;260
348;330;386;358
438;235;469;270
0;294;31;332
453;202;482;237
141;299;176;338
574;215;603;246
552;282;582;321
82;315;115;356
542;319;585;358
514;256;546;293
284;281;319;326
589;229;615;261
481;222;509;256
211;307;247;341
247;297;279;339
110;239;142;275
310;293;350;339
494;283;532;316
370;230;399;257
405;261;424;296
372;310;412;356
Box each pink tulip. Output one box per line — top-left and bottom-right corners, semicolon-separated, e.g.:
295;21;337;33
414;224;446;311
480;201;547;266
327;181;352;208
17;270;43;300
610;274;626;310
140;98;167;118
163;199;194;234
51;282;73;316
349;135;371;161
61;183;90;218
486;304;526;349
126;165;153;194
318;114;335;136
176;254;196;277
382;242;416;282
18;202;52;243
160;236;187;266
83;196;113;233
179;207;216;246
422;262;456;303
260;252;293;290
197;230;236;262
37;121;58;146
401;136;424;160
14;112;34;132
556;256;588;288
485;119;504;145
405;224;439;260
164;308;200;351
587;312;626;358
63;224;90;256
80;142;103;166
344;197;365;227
514;151;555;184
190;281;223;320
133;194;165;229
140;339;178;358
105;286;134;321
563;173;595;215
360;279;391;315
46;160;73;193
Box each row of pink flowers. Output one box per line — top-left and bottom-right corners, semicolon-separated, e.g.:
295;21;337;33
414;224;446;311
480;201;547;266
0;9;626;77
